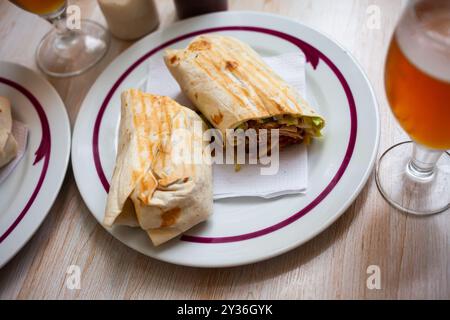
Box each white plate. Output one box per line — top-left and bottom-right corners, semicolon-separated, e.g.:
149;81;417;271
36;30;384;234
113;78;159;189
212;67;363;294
72;12;379;267
0;62;71;268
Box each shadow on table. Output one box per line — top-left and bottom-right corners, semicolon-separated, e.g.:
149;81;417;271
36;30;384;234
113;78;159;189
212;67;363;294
364;196;449;299
100;177;370;298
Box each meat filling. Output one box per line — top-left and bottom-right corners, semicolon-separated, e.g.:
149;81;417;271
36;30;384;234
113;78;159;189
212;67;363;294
246;120;304;150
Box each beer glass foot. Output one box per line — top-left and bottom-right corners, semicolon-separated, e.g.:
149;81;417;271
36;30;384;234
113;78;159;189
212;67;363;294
36;19;110;77
376;141;450;215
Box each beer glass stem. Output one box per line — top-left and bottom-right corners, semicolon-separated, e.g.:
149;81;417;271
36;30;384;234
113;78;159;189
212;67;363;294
49;10;67;33
406;143;443;182
34;2;110;77
46;9;78;52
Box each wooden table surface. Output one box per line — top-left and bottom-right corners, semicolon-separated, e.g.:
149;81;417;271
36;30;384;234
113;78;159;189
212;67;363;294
0;0;448;300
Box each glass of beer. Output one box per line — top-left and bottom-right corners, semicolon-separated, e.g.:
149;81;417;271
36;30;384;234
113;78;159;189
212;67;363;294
10;0;110;77
376;0;450;215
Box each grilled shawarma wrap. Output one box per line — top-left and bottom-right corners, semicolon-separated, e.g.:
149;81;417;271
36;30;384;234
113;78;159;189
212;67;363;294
164;34;325;149
0;96;18;168
104;89;213;246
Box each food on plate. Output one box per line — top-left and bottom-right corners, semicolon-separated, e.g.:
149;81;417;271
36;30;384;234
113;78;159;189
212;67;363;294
164;34;325;150
0;96;18;168
104;89;213;246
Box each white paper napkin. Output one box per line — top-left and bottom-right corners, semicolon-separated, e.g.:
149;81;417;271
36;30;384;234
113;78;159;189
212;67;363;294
0;121;28;185
145;52;308;199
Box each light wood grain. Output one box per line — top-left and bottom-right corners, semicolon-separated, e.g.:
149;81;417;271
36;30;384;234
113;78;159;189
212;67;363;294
0;0;448;300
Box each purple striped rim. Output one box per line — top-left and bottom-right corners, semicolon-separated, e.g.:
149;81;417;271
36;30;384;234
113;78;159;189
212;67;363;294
0;77;51;244
92;26;357;244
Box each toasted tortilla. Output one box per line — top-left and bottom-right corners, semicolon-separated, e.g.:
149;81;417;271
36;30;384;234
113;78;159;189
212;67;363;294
104;89;213;246
0;96;18;168
164;34;325;146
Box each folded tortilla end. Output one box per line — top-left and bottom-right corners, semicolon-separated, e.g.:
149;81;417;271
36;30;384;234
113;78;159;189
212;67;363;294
103;216;115;227
0;131;18;168
147;228;183;246
164;49;183;66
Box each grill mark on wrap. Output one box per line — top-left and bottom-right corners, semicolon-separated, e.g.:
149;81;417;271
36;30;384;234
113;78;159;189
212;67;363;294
214;37;299;115
181;110;191;179
192;55;253;121
141;94;151;153
131;93;145;175
161;99;172;172
192;38;275;120
221;36;290;91
197;45;266;117
138;93;154;199
224;36;306;114
215;37;286;111
151;97;162;171
152;99;165;179
160;207;181;228
191;34;291;121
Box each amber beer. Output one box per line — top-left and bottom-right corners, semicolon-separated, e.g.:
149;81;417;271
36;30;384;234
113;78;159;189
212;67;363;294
11;0;66;15
385;0;450;150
